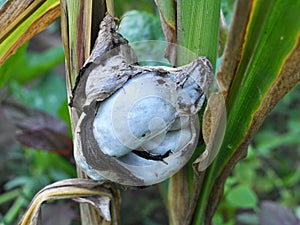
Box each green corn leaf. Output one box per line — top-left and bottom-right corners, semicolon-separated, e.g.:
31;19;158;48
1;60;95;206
0;0;60;66
215;0;300;189
177;0;220;68
194;0;300;224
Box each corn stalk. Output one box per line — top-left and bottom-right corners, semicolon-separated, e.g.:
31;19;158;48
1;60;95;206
59;0;119;224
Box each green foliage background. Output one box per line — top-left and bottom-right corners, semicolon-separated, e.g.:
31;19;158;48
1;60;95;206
0;0;299;224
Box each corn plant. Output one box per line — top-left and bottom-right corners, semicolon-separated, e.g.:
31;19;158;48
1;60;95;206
0;0;299;224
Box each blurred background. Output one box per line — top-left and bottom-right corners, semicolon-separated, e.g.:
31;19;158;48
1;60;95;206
0;0;299;224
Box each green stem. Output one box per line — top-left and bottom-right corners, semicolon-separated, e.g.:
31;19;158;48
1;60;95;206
176;1;220;224
192;159;219;224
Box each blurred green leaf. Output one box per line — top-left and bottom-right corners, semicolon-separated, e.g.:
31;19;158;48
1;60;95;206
119;10;165;41
119;10;167;66
10;72;67;116
3;196;26;224
221;0;235;25
0;43;27;88
114;0;156;17
4;176;32;191
226;185;258;209
16;46;64;83
5;150;75;197
0;189;20;204
236;213;259;225
30;150;75;179
234;163;256;187
0;43;64;87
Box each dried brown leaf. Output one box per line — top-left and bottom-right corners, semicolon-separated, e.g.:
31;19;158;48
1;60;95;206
18;179;118;225
217;1;254;97
75;196;111;221
194;92;226;172
2;100;72;157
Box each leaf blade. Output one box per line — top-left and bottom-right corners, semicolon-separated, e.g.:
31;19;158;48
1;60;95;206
0;0;60;65
215;0;300;180
195;0;300;223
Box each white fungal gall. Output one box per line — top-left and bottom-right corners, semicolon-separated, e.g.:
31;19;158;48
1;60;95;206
71;14;214;186
93;67;203;159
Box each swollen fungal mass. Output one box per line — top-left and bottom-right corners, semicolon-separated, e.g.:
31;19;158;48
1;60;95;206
71;14;214;186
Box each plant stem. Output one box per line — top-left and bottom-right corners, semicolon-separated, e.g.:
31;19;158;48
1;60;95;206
60;1;109;224
176;1;220;224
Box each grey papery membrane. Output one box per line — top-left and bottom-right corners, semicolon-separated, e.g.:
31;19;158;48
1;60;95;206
72;14;214;186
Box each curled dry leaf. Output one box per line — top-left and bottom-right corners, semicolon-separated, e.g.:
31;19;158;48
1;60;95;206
19;179;119;225
194;92;226;172
71;14;214;186
75;196;112;221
